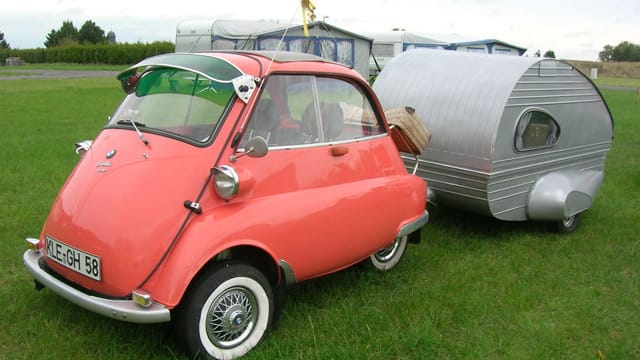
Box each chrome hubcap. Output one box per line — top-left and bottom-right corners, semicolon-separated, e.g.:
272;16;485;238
206;287;257;348
375;238;400;262
563;216;575;228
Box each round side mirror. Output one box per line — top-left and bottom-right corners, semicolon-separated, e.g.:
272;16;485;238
230;136;268;162
244;136;268;158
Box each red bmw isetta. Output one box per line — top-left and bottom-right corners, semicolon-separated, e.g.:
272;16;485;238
23;51;428;359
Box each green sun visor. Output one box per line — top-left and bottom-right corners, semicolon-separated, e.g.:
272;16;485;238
117;53;257;103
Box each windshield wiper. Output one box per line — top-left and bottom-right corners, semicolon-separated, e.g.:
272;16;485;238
117;119;149;146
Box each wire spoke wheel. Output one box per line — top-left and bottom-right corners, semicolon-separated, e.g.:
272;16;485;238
206;287;257;348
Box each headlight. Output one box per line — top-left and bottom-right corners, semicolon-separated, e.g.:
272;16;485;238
213;165;240;200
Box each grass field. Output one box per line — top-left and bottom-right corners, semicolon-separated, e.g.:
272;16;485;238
0;71;638;359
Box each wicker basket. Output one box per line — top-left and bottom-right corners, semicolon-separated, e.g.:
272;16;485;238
385;106;431;155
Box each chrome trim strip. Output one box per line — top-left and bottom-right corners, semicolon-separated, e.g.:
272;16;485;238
493;141;612;166
23;249;170;324
511;87;593;92
505;99;601;107
397;210;429;238
266;133;388;151
508;93;598;100
492;204;527;216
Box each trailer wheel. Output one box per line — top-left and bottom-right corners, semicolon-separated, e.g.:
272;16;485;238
368;235;408;271
173;262;274;359
557;214;580;234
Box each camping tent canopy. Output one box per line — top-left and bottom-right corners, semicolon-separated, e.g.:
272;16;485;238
176;19;373;78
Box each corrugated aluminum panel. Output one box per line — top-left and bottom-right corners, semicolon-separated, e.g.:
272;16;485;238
374;48;541;172
374;49;612;220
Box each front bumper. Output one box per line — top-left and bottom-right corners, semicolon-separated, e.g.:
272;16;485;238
23;247;170;324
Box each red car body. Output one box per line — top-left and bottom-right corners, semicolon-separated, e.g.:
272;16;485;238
24;51;428;359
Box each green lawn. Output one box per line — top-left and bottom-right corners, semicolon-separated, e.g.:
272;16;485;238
0;75;638;359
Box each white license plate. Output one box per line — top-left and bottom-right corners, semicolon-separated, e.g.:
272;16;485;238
45;236;101;281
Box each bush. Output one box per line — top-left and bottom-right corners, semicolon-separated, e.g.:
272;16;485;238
0;42;174;66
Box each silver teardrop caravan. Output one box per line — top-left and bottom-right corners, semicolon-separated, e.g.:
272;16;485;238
373;48;613;231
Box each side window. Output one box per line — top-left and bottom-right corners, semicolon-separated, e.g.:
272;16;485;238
240;75;384;149
312;77;384;142
240;75;314;148
515;109;560;151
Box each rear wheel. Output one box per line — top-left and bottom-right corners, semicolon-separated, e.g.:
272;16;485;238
173;262;274;359
556;213;580;234
368;235;408;271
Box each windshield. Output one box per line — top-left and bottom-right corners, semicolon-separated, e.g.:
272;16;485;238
108;68;235;144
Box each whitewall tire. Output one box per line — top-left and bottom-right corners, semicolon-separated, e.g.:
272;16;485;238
174;263;274;359
368;235;408;271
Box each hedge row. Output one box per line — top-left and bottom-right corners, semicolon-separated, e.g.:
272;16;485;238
0;42;175;65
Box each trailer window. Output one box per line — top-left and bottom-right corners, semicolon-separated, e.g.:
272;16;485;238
515;109;560;151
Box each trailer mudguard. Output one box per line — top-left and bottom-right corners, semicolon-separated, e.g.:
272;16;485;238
527;169;604;221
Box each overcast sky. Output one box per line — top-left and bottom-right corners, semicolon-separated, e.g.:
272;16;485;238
1;0;638;60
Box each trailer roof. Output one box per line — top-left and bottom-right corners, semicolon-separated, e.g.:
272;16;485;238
448;39;527;53
373;48;610;170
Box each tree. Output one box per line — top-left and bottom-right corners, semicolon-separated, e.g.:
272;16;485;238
543;50;556;58
44;29;58;48
57;20;79;44
599;41;640;62
599;45;614;62
44;20;79;47
533;49;541;57
611;41;640;61
78;20;106;44
0;30;9;49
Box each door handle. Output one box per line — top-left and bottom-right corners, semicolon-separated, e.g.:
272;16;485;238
331;145;349;157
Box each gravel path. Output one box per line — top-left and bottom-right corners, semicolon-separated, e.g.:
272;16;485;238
598;85;637;92
0;69;119;80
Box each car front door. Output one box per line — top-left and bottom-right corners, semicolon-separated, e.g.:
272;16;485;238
236;74;406;280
